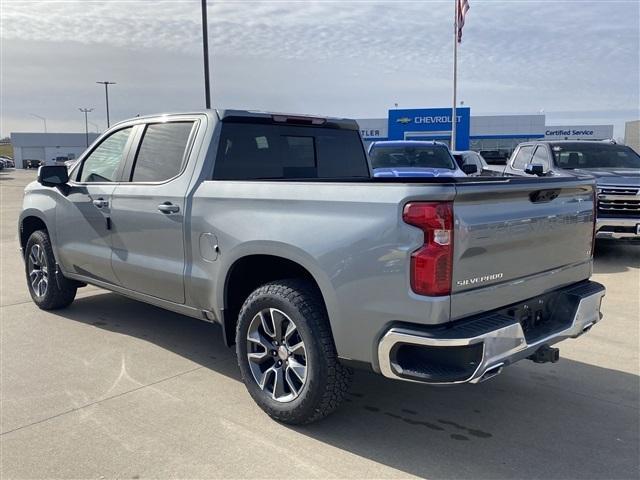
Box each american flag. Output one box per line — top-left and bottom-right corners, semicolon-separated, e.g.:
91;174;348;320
457;0;470;43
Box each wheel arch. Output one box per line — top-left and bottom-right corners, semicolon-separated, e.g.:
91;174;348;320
19;212;50;258
221;253;335;348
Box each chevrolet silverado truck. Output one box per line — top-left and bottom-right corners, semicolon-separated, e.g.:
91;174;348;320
20;110;605;424
499;140;640;241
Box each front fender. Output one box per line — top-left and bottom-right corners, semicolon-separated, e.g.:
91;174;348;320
19;187;58;258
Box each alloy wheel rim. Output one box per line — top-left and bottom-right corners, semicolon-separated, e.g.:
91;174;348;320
246;308;308;402
28;244;48;298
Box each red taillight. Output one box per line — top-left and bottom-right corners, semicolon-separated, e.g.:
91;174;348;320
403;202;453;296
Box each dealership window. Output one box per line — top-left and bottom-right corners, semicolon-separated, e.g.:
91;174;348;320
512;145;534;170
130;122;195;182
78;127;133;182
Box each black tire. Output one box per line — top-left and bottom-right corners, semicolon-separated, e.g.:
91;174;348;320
25;230;77;310
236;279;351;424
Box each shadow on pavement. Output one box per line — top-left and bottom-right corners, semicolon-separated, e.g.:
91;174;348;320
55;292;639;480
594;240;640;274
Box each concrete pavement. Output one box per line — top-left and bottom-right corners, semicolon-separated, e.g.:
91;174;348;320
1;169;638;479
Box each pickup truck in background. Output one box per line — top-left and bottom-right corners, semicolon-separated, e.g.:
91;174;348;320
20;110;605;424
368;140;477;177
496;140;640;241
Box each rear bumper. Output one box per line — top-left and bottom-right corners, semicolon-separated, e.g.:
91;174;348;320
377;281;605;385
596;217;640;239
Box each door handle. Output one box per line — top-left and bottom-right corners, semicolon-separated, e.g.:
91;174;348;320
157;202;180;214
92;198;109;208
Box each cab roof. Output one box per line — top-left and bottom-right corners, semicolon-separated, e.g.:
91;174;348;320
112;109;359;130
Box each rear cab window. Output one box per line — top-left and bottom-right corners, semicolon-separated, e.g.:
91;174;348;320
212;122;369;180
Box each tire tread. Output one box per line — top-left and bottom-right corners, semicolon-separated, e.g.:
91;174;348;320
236;279;351;424
26;230;76;310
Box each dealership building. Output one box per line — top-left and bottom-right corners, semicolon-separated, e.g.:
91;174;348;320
11;132;100;169
357;108;614;153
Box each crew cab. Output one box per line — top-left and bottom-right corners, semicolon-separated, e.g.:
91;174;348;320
20;110;604;424
500;140;640;240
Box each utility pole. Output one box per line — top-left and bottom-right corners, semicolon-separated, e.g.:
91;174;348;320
201;0;212;109
451;0;458;151
79;108;94;147
30;114;47;133
96;81;116;127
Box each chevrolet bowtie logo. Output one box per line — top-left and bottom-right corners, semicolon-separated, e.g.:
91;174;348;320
396;117;412;124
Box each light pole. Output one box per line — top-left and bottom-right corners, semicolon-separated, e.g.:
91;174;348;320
30;113;47;133
201;0;211;109
79;108;94;147
96;81;116;127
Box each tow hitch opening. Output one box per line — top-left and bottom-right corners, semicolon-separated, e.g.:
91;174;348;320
528;345;560;364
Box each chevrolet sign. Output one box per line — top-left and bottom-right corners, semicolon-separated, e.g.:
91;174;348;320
396;117;412;124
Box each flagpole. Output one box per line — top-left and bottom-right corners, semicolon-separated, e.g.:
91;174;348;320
451;0;458;150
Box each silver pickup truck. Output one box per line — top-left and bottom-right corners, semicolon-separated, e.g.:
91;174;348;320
20;110;605;424
493;140;640;240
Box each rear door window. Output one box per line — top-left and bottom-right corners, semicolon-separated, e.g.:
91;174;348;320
512;145;534;170
130;122;195;182
213;123;369;180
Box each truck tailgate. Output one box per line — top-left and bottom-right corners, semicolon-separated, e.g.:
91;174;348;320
450;177;595;319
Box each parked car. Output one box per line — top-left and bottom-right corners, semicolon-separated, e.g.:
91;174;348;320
499;140;640;241
368;140;474;177
25;159;43;169
20;110;604;424
64;158;79;169
451;150;492;176
479;149;510;165
0;156;15;168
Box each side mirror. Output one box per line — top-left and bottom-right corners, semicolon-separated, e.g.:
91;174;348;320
38;165;69;187
461;164;478;175
524;163;546;176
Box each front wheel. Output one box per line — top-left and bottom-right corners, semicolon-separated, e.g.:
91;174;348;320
236;279;351;424
25;230;77;310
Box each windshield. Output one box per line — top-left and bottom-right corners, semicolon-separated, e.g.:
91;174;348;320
370;145;456;170
552;143;640;169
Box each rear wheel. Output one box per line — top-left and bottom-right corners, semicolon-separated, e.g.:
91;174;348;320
25;230;77;310
236;279;351;424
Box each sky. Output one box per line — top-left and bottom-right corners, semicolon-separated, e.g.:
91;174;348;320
1;0;639;138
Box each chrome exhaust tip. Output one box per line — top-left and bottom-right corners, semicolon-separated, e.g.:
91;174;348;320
477;363;504;383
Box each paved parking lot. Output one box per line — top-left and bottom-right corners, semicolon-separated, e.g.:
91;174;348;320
1;168;638;479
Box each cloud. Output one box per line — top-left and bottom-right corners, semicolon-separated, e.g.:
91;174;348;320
1;0;638;136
